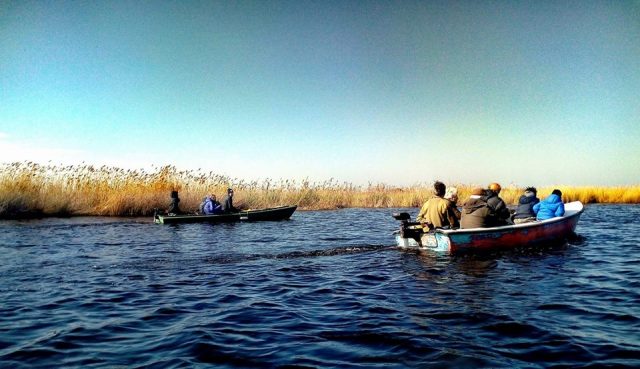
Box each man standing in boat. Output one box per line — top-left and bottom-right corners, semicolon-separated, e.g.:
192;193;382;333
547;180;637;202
486;183;512;225
417;181;460;230
221;188;239;213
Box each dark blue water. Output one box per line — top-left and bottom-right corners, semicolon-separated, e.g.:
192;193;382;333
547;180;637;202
1;205;638;368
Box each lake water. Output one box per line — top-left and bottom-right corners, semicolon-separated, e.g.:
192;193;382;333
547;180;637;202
1;205;638;368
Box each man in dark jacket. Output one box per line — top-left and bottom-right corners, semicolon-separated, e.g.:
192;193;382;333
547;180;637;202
461;188;496;229
221;188;238;213
513;187;540;224
486;183;512;225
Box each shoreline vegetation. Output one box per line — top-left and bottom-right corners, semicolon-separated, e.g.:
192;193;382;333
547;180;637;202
1;162;639;219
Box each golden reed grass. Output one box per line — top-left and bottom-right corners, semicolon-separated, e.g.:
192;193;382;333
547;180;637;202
1;162;639;218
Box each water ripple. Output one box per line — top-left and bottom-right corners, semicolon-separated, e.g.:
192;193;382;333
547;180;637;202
1;206;639;368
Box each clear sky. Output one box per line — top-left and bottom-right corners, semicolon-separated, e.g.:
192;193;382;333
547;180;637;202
1;0;639;186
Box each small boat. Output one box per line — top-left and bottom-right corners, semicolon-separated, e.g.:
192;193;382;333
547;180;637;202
154;205;297;224
393;201;584;254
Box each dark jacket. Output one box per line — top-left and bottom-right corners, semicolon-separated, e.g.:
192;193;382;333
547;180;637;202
221;194;237;213
168;197;181;214
513;191;540;219
460;196;496;229
533;194;565;220
486;190;511;224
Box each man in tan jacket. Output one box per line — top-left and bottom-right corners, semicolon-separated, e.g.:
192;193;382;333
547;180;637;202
417;181;460;230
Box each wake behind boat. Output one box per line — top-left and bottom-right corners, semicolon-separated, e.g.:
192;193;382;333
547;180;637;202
154;205;297;224
394;201;584;254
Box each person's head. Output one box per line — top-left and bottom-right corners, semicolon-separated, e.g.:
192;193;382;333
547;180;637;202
551;189;562;198
211;194;217;200
444;187;458;202
171;190;179;199
433;181;446;197
227;188;234;196
524;186;537;196
488;183;502;194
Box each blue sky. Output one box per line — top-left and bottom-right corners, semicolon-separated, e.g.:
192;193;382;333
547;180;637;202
1;0;639;186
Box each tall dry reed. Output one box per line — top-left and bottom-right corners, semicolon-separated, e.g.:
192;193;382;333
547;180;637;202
1;162;638;218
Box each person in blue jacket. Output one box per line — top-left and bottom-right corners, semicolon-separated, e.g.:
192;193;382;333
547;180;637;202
201;194;222;215
533;189;565;220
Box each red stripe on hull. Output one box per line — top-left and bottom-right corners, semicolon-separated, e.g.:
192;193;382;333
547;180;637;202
447;214;581;253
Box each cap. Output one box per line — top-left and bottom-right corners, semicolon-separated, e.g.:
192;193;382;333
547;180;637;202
472;188;485;196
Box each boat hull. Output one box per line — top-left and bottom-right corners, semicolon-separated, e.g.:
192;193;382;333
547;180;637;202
396;201;584;254
154;205;297;224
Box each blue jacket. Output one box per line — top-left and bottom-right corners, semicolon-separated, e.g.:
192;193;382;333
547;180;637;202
203;197;222;215
533;194;565;220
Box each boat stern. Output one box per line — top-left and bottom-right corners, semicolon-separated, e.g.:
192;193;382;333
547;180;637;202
420;232;452;253
395;231;421;248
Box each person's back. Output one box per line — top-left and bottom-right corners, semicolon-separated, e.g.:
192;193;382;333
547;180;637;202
416;181;459;229
485;183;511;225
417;196;453;228
533;189;565;220
513;187;540;224
460;188;496;229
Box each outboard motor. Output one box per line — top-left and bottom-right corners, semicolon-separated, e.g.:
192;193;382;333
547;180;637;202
392;212;423;244
392;212;411;221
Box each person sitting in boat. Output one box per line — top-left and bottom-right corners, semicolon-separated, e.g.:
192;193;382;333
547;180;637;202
444;186;461;228
416;181;460;230
167;190;182;215
221;188;239;213
460;188;496;228
533;189;565;220
513;187;540;224
486;183;512;225
201;194;222;215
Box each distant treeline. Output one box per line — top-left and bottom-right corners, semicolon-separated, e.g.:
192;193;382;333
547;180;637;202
1;162;639;218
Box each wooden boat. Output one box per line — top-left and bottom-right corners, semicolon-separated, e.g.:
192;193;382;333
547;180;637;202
394;201;584;254
154;205;297;224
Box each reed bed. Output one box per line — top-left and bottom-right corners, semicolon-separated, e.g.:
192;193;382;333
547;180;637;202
1;162;639;218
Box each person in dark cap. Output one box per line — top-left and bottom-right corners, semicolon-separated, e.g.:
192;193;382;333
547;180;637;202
513;187;540;224
460;188;496;229
221;188;238;213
